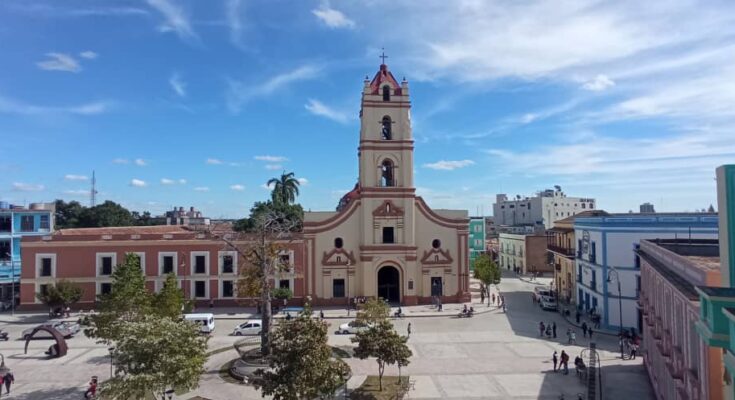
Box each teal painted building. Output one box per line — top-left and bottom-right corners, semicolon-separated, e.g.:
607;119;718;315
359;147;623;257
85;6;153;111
469;217;486;271
695;165;735;400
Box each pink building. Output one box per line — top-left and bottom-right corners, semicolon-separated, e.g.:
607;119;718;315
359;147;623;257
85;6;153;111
20;226;305;310
638;239;724;400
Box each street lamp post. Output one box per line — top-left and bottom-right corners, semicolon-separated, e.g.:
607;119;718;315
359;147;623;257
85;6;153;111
607;268;625;359
108;346;115;379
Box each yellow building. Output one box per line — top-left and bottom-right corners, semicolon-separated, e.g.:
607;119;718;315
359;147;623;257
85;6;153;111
303;62;471;306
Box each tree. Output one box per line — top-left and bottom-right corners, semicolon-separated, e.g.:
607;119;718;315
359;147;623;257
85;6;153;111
234;201;304;233
99;315;208;400
352;320;412;391
268;172;301;205
35;280;83;309
473;254;500;294
79;200;135;227
85;253;152;342
256;306;350;400
355;297;389;325
54;199;84;229
272;287;293;302
154;273;188;319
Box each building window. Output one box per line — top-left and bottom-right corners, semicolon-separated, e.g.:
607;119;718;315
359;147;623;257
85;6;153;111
40;215;50;230
194;255;206;274
333;279;345;298
163;256;174;274
0;240;9;261
381;116;392;140
41;258;52;277
20;215;34;232
194;281;206;298
279;279;290;290
528;203;531;210
381;159;395;187
582;203;586;209
0;216;10;233
222;281;234;298
100;283;112;295
40;284;49;296
589;203;594;209
101;256;113;276
279;254;291;267
382;227;395;244
382;85;390;101
432;239;441;249
335;237;344;249
222;255;234;274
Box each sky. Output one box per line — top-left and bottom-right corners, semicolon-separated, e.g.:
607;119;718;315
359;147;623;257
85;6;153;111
1;0;734;218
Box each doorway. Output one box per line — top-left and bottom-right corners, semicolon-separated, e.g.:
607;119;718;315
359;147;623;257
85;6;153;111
377;266;400;303
431;277;443;297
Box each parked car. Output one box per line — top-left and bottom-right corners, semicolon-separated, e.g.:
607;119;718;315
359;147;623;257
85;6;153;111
22;321;80;340
232;320;262;336
539;296;558;311
338;320;369;334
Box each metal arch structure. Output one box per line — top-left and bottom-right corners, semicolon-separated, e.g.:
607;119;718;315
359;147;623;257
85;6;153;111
23;326;68;358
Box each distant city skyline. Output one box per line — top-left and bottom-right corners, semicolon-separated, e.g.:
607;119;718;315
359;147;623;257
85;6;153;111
1;0;732;218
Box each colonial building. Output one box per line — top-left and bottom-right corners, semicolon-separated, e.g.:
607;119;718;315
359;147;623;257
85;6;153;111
19;62;470;309
493;186;596;229
638;238;723;400
469;217;486;271
302;62;470;306
498;232;550;276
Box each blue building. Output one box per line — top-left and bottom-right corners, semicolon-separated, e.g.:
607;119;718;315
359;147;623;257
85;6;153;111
574;213;718;332
0;202;55;304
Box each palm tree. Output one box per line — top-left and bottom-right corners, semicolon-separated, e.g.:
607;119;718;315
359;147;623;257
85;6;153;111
267;171;300;205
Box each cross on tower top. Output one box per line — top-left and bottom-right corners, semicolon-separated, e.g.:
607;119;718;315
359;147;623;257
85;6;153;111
380;48;388;65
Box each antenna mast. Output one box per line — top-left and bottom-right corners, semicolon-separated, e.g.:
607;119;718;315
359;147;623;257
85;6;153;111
91;170;98;207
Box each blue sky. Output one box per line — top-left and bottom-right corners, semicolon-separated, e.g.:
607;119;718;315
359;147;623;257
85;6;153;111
1;0;734;218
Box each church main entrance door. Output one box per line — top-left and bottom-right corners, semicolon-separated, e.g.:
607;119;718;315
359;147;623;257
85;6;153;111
377;266;400;303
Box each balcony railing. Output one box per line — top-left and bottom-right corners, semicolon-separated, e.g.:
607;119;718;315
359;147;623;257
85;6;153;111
548;244;575;257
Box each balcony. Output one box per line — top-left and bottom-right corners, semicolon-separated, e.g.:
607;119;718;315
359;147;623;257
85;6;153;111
555;263;561;272
548;244;575;257
589;253;597;264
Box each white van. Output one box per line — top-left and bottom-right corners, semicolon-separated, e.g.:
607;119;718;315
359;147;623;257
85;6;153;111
184;313;215;334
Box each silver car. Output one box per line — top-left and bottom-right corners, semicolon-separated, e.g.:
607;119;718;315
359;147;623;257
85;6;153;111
22;321;81;340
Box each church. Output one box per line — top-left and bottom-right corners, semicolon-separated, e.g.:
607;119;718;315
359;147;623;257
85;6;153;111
303;62;471;306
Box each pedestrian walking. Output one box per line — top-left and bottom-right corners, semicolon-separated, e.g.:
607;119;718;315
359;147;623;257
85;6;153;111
566;328;572;343
588;328;594;340
320;310;324;320
3;372;13;395
502;303;506;313
407;322;412;338
575;310;580;324
492;293;496;305
630;343;638;360
561;350;570;375
552;351;558;372
582;322;588;338
570;330;576;344
539;321;545;337
552;322;557;338
480;291;485;304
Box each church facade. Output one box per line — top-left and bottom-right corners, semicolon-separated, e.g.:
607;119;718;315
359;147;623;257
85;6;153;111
304;63;471;306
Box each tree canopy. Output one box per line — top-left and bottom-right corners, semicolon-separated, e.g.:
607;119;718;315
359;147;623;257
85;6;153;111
352;319;412;391
473;254;501;288
355;298;390;325
54;199;163;229
35;280;83;309
268;171;301;205
233;201;304;233
256;307;350;400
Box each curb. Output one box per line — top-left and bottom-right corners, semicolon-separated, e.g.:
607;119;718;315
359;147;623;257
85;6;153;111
214;306;501;321
557;308;617;337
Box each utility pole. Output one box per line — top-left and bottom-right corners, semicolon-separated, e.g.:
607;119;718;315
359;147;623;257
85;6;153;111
90;170;98;207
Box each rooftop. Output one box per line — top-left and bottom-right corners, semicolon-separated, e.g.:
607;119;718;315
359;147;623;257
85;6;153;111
55;225;190;236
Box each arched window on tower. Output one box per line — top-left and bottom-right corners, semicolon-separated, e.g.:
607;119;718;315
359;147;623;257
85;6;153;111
382;85;391;101
381;159;395;187
381;116;392;140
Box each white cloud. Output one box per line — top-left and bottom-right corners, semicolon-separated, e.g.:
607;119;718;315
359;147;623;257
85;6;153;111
582;74;615;91
134;158;147;166
64;174;88;181
0;95;110;116
63;189;89;196
228;162;242;167
226;0;245;48
254;155;288;162
12;182;44;192
178;179;187;184
37;53;81;72
169;72;186;97
194;186;210;192
304;99;351;123
312;4;355;29
226;65;321;113
206;158;223;165
146;0;197;40
297;178;309;186
230;184;245;191
422;160;475;170
265;164;282;170
130;179;147;187
112;158;129;164
160;178;175;185
79;51;98;59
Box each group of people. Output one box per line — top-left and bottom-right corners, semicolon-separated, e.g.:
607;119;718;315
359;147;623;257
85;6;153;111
539;321;557;338
479;288;505;312
551;351;586;377
459;304;475;317
580;322;595;339
620;331;641;360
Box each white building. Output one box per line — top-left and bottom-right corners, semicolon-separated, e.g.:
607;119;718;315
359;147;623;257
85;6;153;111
493;186;595;229
574;213;718;333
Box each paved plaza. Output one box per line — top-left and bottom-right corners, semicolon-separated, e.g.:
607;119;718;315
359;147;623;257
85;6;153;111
0;274;654;399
